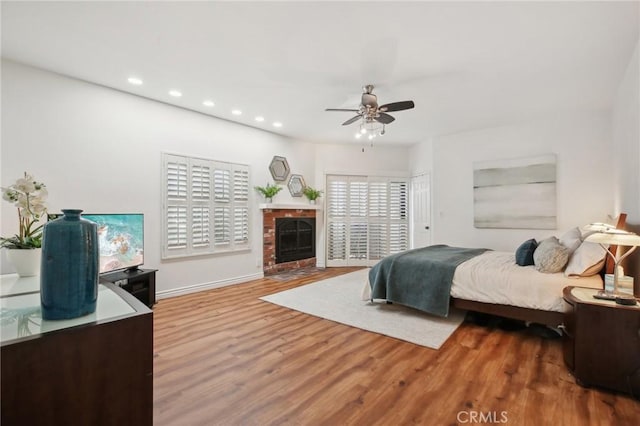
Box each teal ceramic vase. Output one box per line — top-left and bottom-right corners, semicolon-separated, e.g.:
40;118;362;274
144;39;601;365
40;209;99;320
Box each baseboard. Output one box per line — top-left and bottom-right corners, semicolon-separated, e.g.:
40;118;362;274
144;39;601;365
156;272;264;300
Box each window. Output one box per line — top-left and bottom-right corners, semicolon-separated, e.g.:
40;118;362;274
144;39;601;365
162;153;250;259
326;174;409;267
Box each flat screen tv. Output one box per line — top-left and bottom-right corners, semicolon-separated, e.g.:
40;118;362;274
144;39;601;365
48;213;144;274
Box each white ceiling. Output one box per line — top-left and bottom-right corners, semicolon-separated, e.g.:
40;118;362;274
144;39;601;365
2;1;638;146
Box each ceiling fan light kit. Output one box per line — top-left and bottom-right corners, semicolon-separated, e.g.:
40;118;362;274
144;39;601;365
325;84;414;140
355;121;385;141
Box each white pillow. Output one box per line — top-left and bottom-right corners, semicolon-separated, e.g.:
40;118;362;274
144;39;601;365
559;227;582;254
564;241;606;277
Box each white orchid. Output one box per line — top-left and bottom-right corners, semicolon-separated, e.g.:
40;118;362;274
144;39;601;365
1;172;48;249
14;176;37;194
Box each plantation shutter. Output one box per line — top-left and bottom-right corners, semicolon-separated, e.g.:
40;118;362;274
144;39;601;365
325;175;368;267
213;166;231;247
164;155;189;257
389;180;409;254
349;179;368;263
232;166;250;248
326;176;350;265
368;179;389;261
191;160;212;253
162;153;250;258
326;174;409;267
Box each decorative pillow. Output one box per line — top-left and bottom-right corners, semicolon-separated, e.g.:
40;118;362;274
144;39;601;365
564;241;607;277
559;227;582;254
533;237;570;273
515;239;538;266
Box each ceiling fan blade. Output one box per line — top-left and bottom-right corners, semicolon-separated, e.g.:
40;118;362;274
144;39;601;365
325;108;359;112
378;100;415;112
375;113;395;124
342;115;363;126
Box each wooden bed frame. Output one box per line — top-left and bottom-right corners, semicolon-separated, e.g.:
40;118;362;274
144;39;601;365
449;214;628;327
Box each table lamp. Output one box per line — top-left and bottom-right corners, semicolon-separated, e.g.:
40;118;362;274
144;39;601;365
584;229;640;301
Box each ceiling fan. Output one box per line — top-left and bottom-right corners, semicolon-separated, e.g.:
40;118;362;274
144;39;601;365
325;84;415;127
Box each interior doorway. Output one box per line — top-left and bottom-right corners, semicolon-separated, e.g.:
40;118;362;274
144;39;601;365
410;173;431;248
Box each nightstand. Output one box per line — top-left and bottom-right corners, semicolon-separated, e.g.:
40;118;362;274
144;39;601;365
562;286;640;397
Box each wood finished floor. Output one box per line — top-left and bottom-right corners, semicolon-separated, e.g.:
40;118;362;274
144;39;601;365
153;267;640;425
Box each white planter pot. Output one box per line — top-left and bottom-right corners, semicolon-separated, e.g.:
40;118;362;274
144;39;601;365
6;248;42;277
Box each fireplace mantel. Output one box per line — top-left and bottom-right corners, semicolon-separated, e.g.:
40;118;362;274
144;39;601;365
259;203;322;210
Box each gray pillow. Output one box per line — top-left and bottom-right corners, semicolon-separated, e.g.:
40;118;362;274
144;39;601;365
533;236;570;273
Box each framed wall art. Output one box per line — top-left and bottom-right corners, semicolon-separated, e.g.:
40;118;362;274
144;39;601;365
473;154;557;229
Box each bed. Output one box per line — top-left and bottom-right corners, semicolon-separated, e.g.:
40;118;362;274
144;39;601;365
362;215;627;327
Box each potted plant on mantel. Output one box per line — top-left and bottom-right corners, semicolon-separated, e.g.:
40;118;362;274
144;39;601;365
302;186;323;204
1;172;48;277
254;182;283;203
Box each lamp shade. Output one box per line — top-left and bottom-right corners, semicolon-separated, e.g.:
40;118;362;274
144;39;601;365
584;229;640;246
583;222;615;232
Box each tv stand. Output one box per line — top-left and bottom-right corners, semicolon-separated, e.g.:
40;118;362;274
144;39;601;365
101;268;157;308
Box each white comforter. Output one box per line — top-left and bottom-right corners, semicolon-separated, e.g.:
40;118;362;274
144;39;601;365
450;251;602;312
362;251;603;313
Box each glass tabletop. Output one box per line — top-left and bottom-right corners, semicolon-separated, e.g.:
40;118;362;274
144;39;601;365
1;283;136;344
0;274;41;296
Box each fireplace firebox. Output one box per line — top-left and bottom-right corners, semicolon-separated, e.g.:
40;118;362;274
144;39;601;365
275;218;316;264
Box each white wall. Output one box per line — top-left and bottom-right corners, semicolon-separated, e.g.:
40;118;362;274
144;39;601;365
612;39;640;284
1;60;319;296
410;113;614;252
408;138;433;178
612;40;640;224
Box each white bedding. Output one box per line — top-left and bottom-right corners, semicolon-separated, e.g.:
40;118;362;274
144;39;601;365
451;251;602;312
362;251;603;313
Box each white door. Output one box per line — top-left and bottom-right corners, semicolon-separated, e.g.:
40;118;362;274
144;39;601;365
411;173;431;248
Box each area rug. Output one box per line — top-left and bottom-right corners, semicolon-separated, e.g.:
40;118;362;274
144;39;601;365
260;269;465;349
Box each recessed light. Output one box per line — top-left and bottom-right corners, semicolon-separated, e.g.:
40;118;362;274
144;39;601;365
255;116;265;122
273;122;283;128
203;100;215;107
127;77;143;85
169;90;182;97
231;109;242;116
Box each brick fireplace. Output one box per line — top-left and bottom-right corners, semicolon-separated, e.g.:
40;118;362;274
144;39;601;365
261;204;319;275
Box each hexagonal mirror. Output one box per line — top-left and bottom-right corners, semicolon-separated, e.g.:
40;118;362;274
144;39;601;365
269;156;290;182
288;174;306;197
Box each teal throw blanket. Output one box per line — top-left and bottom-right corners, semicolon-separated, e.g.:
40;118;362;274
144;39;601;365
369;245;489;317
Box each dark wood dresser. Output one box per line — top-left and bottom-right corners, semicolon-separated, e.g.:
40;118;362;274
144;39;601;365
0;275;153;425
